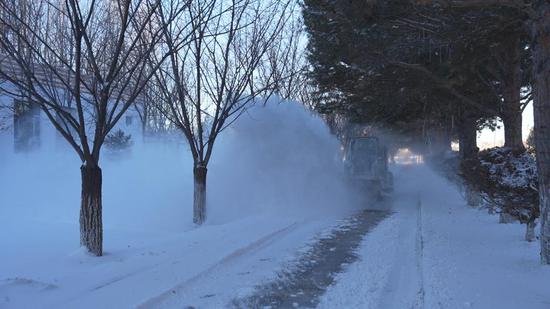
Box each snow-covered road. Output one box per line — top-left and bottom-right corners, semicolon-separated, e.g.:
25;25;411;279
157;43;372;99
231;209;389;308
3;154;550;308
318;165;550;309
0;214;355;308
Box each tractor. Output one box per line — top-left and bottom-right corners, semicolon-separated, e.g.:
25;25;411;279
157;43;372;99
344;136;393;197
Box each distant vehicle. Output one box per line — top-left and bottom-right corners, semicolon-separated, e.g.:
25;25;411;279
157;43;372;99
393;148;424;165
344;136;393;196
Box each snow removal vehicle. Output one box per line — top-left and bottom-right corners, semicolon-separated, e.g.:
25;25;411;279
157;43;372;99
344;136;393;196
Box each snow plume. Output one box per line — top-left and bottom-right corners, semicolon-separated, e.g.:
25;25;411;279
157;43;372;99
208;100;362;222
0;99;367;308
0;99;361;233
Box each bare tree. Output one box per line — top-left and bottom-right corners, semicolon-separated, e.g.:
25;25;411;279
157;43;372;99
150;0;297;224
0;0;185;256
256;6;308;102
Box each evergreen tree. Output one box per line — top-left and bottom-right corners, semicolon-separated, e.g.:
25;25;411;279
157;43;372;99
302;1;527;155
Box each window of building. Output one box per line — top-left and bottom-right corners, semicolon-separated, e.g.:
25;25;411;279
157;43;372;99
13;99;40;152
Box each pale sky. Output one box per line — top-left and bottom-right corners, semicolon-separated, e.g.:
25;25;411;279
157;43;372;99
477;102;534;149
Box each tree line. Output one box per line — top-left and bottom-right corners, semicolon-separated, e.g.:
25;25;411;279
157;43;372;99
302;0;550;264
0;0;303;256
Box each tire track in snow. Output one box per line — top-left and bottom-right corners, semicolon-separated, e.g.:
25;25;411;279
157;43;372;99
415;195;425;309
231;209;390;309
377;193;425;309
137;222;301;309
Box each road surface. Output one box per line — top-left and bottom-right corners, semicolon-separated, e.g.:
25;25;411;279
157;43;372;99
231;208;390;308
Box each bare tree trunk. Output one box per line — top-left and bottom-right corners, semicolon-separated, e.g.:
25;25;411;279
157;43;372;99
193;164;207;225
459;111;479;161
442;127;452;153
141;121;148;143
437;126;453;156
499;212;515;224
465;185;481;207
502;110;524;151
80;164;103;256
501;34;525;152
459;111;480;207
426;127;451;157
532;5;550;264
526;219;536;242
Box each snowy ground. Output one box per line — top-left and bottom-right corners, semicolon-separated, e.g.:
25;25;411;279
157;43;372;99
0;212;338;308
318;164;550;309
230;209;389;308
2;155;550;309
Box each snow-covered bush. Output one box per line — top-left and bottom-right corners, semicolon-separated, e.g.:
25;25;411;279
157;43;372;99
104;129;133;154
479;147;537;189
475;147;538;226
